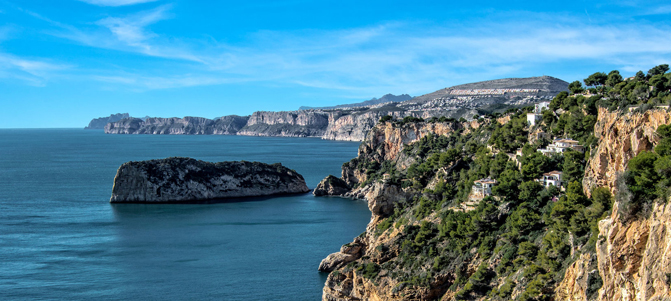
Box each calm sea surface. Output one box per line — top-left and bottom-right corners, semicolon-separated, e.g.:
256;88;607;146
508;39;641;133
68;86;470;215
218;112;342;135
0;129;370;300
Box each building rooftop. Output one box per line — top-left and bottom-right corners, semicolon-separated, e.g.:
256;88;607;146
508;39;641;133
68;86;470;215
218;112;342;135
475;178;497;184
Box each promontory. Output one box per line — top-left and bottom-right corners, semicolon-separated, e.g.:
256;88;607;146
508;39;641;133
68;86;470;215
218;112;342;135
110;157;310;203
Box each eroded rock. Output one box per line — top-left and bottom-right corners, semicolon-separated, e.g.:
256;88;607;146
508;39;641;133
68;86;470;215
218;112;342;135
110;157;309;203
314;175;351;196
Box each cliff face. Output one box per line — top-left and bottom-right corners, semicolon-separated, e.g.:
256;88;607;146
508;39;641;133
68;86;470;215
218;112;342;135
583;107;671;196
102;76;566;140
323;111;414;142
104;116;249;135
321;106;671;301
85;113;130;129
556;107;671;301
320;121;467;301
341;121;463;188
595;202;671;301
237;111;330;137
110;157;309;203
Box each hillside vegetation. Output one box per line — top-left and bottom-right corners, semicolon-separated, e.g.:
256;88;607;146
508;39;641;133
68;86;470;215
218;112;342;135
322;64;671;300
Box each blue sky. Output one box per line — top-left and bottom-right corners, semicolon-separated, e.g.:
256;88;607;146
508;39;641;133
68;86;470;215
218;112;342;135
1;0;670;128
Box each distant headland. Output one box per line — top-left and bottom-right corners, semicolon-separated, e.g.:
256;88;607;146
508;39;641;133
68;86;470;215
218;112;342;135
91;76;568;141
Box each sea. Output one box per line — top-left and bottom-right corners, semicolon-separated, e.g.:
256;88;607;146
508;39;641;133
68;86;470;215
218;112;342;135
0;129;371;300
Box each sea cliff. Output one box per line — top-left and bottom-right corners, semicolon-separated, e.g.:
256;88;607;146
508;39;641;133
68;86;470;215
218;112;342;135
104;76;568;141
236;110;330;137
556;107;671;301
104;116;249;135
317;103;671;301
110;157;309;203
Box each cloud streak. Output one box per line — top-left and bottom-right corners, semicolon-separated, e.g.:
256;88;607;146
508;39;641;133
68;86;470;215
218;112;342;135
78;0;159;7
0;53;70;85
15;5;671;95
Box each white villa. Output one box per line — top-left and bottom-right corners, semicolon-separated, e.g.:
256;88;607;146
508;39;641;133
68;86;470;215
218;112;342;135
536;171;563;188
470;178;497;200
526;102;550;126
538;138;584;155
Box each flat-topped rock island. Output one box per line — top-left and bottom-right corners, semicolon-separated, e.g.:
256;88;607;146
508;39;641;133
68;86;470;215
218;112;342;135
110;157;310;203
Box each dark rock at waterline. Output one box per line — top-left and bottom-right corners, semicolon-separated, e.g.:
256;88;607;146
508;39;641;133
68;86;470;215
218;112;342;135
110;157;310;203
313;175;350;196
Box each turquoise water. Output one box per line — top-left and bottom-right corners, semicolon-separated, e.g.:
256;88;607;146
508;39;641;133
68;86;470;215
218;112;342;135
0;129;370;300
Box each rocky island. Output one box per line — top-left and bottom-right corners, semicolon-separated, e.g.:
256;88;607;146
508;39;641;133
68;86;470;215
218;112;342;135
110;157;310;203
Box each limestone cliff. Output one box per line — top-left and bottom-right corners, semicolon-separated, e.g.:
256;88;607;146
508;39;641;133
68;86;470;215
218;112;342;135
322;110;416;141
103;76;566;141
320;106;671;301
318;121;474;301
341;120;465;188
556;107;671;301
236;110;330;137
110;157;309;203
104;116;249;135
583;107;671;196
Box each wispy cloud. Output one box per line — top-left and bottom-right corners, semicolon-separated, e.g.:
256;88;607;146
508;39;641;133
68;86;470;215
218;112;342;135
645;5;671;15
46;5;204;63
78;0;159;7
15;6;671;94
0;53;70;85
95;5;168;51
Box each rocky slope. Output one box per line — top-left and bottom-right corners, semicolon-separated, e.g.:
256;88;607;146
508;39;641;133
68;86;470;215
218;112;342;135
85;113;129;129
316;120;477;301
318;104;671;301
340;120;466;190
557;107;671;301
583;107;671;196
109;157;309;203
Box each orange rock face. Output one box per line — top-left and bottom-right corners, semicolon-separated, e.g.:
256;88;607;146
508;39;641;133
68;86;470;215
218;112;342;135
583;107;671;197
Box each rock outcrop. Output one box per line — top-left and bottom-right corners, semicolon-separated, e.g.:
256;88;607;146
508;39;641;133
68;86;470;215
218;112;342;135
109;157;309;203
322;110;416;142
556;106;671;301
85;113;130;129
318;238;366;272
313;175;350;196
595;201;671;301
583;107;671;197
236;110;330;137
104;116;249;135
317;120;467;301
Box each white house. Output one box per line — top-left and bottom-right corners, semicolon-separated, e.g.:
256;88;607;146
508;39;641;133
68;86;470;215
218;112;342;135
527;101;550;126
537;171;563;188
538;138;584;155
471;178;497;200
